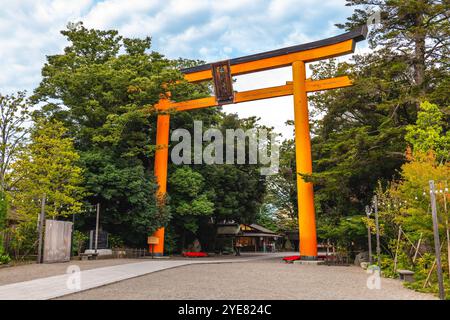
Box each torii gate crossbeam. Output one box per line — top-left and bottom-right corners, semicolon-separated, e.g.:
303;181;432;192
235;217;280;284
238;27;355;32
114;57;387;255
151;26;367;259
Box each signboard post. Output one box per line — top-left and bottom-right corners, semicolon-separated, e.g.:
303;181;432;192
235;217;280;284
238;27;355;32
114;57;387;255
147;236;159;259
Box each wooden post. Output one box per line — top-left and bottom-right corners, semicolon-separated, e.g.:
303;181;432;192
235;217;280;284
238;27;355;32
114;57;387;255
424;260;436;288
413;233;422;263
365;205;373;264
373;196;381;268
429;180;445;300
423;242;444;288
393;226;402;273
292;60;317;260
37;194;46;264
95;203;100;253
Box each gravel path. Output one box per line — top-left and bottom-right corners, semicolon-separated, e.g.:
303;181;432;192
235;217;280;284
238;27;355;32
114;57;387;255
58;257;436;300
0;259;139;286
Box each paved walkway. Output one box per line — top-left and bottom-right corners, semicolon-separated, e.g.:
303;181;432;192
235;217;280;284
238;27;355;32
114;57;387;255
0;253;287;300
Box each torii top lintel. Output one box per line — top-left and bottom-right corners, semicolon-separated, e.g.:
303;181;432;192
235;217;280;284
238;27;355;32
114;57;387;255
180;26;367;83
156;25;367;111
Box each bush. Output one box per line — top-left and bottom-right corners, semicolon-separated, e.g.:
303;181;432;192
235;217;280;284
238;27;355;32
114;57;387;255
109;234;125;249
0;246;10;265
72;230;88;256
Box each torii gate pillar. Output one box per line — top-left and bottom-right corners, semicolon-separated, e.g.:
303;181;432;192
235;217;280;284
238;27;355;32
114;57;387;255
292;60;317;259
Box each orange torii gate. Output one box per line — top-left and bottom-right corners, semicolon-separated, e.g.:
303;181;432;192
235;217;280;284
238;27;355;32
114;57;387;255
151;26;367;259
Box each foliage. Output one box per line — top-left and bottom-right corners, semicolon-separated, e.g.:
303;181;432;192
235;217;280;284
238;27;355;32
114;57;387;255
317;215;367;251
29;22;269;249
108;234;125;249
168;167;215;248
0;190;7;255
266;133;297;220
8;222;38;260
405;101;450;163
373;148;449;295
30;22;199;246
166;112;270;252
79;150;164;245
0;91;30;191
8;119;85;220
313;0;447;208
266;0;450;251
255;204;278;233
199;114;269;224
72;230;89;256
0;245;10;265
0;190;6;231
338;0;449;103
163;226;179;255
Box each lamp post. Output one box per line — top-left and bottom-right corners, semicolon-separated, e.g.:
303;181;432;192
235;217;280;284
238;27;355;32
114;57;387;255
373;195;381;268
365;205;373;265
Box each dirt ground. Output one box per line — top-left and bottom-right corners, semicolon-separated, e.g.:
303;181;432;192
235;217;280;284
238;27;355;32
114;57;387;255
56;257;436;300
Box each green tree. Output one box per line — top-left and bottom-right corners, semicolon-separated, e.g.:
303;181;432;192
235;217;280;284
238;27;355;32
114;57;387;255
32;23;272;248
406;101;450;162
8;119;85;220
169;167;214;249
0;91;30;191
338;0;449;104
31;22;203;246
6;119;85;256
198;114;269;225
255;204;279;232
167;113;270;251
267;1;448;247
266;132;297;219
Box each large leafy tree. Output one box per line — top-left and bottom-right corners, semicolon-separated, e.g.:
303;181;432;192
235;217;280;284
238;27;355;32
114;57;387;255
267;1;449;247
31;22;268;248
338;0;449;104
310;0;449;226
166;113;269;251
31;22;192;245
199;114;269;224
266;131;297;220
168;167;214;249
0;91;30;191
405;101;450;163
8;118;85;220
7;119;84;258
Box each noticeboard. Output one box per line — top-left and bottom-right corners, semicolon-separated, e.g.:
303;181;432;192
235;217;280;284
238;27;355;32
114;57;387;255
147;236;159;245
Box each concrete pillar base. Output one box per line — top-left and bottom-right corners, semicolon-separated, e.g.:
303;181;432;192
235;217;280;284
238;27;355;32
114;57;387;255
300;255;318;261
293;260;324;265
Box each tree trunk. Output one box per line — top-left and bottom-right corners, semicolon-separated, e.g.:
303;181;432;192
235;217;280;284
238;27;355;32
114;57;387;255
182;229;186;252
413;12;426;107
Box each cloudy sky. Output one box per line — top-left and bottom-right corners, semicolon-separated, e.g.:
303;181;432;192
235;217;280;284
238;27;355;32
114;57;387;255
0;0;366;138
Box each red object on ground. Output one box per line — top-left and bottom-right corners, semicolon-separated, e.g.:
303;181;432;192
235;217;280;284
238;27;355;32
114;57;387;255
182;252;209;258
282;255;301;262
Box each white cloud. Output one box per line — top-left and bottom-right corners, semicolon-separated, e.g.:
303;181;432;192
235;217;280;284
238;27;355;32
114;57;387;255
0;0;361;137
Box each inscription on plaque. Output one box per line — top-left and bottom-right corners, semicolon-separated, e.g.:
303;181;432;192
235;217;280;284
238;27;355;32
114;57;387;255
211;60;234;105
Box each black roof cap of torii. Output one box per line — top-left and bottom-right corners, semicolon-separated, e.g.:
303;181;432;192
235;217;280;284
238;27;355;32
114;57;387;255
180;25;368;75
